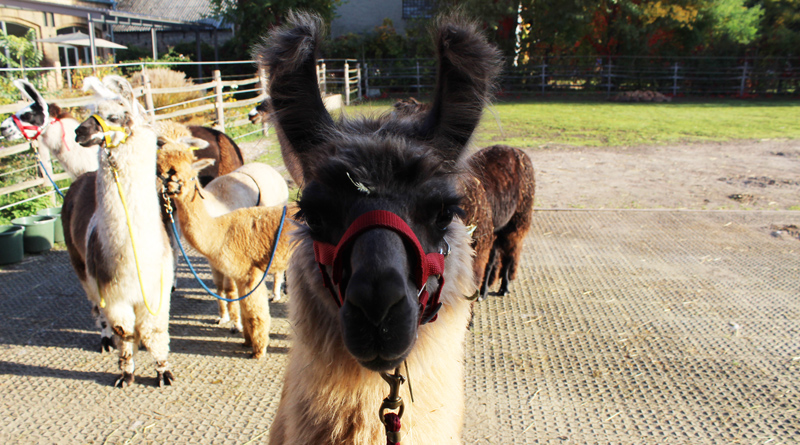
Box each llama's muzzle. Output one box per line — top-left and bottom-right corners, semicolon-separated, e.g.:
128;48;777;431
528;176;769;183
314;209;446;325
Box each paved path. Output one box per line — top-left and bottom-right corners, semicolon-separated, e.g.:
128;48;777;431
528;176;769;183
1;209;798;444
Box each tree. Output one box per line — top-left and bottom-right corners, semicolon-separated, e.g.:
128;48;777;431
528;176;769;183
208;0;342;59
0;29;43;70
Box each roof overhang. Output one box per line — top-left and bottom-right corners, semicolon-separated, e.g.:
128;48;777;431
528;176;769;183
0;0;217;30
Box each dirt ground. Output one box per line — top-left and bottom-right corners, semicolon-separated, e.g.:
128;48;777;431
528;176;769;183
240;138;800;211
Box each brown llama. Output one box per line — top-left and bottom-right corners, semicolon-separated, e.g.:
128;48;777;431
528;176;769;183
255;12;500;443
462;145;535;301
158;147;294;359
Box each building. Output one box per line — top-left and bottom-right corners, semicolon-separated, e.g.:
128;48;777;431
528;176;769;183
330;0;434;37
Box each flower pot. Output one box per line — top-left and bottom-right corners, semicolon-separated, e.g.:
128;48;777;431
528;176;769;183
0;225;25;265
11;215;56;253
37;207;64;243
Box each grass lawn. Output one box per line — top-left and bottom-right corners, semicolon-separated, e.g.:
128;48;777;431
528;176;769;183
347;97;800;149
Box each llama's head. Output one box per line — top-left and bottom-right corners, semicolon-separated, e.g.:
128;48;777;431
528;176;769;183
155;130;212;199
256;12;500;372
392;97;430;118
248;99;270;124
75;76;143;148
0;79;50;141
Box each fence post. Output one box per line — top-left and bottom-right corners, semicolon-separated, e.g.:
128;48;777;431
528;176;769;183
416;60;421;95
364;62;369;98
52;61;63;90
606;59;613;96
344;61;351;106
214;69;225;131
540;63;546;94
739;61;748;96
356;63;362;101
36;144;57;206
142;70;156;125
258;67;269;137
321;62;327;94
672;62;679;96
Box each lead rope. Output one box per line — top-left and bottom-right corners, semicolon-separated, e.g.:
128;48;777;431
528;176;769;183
380;367;407;444
30;141;65;199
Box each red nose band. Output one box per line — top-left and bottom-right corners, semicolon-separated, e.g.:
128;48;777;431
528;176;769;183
11;114;45;141
313;210;446;324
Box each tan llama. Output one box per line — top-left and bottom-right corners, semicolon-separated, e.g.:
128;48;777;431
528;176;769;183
158;147;295;359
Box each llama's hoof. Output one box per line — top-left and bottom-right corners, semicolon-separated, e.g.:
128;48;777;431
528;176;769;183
157;370;175;387
217;315;231;325
250;349;266;360
496;288;510;297
230;323;242;334
270;294;282;303
100;336;115;353
115;372;134;388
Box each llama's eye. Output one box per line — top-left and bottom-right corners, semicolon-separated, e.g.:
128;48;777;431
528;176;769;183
435;208;454;231
304;212;324;233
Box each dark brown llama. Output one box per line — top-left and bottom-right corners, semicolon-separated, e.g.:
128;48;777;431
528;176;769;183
462;145;535;301
187;126;244;186
255;11;501;444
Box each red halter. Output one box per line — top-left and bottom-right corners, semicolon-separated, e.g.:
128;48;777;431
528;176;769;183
11;114;46;141
313;210;446;324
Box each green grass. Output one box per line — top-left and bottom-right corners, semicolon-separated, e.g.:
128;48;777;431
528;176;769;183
348;97;800;149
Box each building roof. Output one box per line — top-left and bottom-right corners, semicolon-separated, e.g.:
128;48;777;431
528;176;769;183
113;0;228;32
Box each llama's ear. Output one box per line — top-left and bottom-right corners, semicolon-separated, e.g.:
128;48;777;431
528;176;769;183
254;11;335;173
102;75;135;104
415;14;502;162
83;76;117;99
180;136;210;150
14;79;48;113
191;158;215;172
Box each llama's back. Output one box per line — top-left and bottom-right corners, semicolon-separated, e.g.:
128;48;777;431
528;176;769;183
203;163;289;216
469;145;535;231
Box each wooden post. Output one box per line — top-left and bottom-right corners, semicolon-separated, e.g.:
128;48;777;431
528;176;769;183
672;62;679;97
356;63;362;101
344;61;351;106
321;62;327;93
606;59;613;96
52;61;63;90
541;63;546;94
364;62;370;98
142;70;156;124
214;69;225;131
739;61;748;96
258;67;269;137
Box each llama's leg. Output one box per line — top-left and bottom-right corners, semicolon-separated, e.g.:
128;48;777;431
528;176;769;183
478;248;498;302
226;279;243;333
237;275;270;359
139;318;175;387
91;304;115;352
270;272;285;303
497;257;513;296
212;268;229;324
107;304;137;388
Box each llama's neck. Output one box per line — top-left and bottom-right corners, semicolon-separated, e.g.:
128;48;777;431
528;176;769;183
94;126;163;247
40;117;99;178
172;185;226;260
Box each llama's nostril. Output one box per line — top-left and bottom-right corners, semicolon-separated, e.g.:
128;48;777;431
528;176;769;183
344;268;408;326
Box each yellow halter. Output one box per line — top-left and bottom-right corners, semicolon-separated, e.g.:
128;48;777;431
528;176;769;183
92;114;129;148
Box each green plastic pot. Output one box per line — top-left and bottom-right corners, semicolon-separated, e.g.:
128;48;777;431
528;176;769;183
11;215;56;253
0;225;25;265
37;207;64;243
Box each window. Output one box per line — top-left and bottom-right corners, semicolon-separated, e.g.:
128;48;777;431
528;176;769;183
402;0;434;19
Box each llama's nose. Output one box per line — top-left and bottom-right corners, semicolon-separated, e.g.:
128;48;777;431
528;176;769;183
344;229;410;326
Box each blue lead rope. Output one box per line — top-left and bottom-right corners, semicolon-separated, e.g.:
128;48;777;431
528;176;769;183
33;144;65;199
168;205;287;302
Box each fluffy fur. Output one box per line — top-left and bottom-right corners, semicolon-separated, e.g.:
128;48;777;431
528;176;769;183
158;148;295;359
462;145;536;300
63;75;175;387
256;11;500;443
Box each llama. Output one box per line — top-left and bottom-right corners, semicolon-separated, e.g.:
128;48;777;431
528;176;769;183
156;120;289;333
158;147;295;359
255;12;500;443
0;79;99;178
463;145;536;301
185;125;244;186
62;75;175;387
